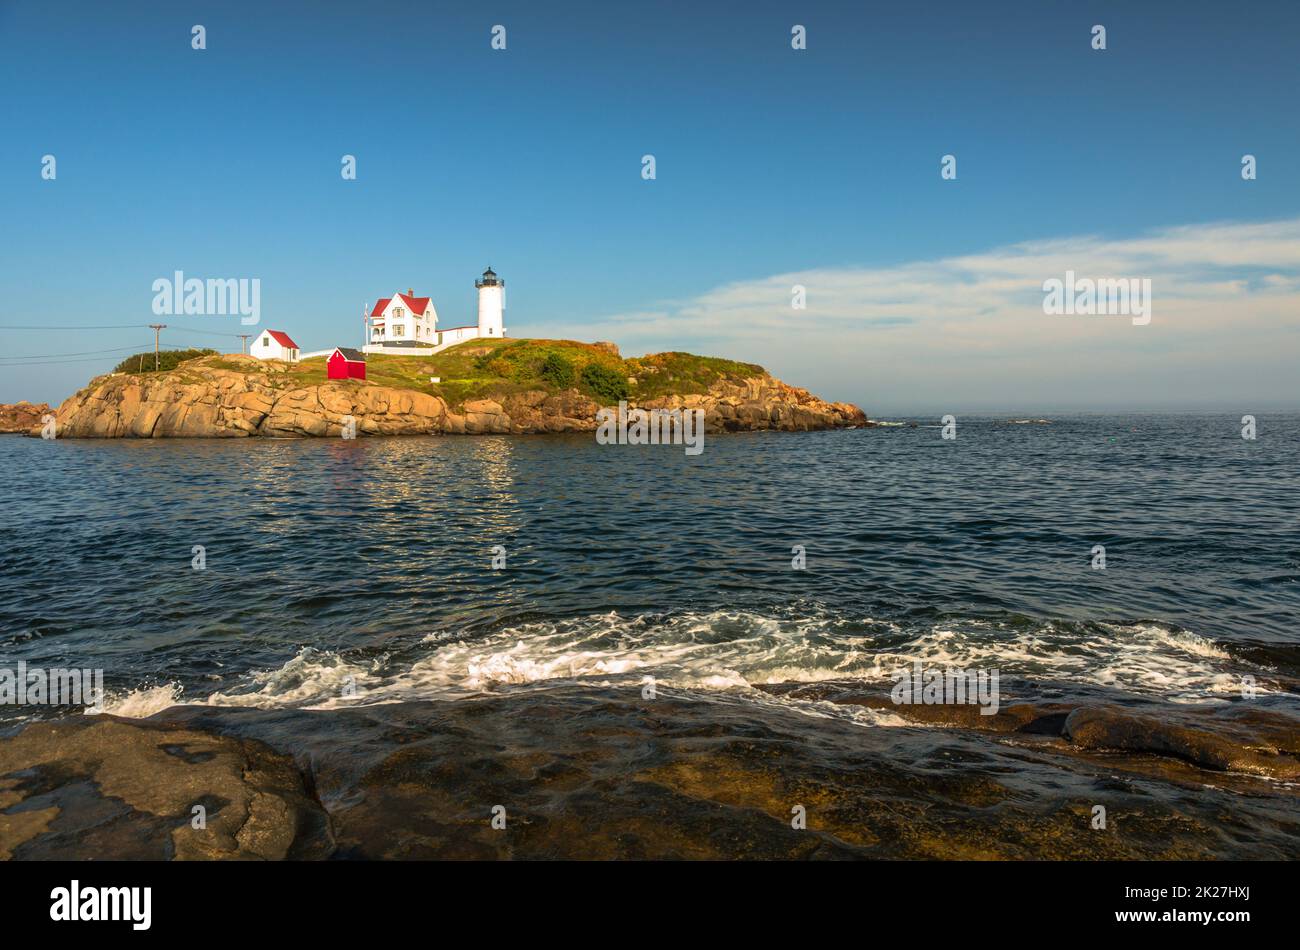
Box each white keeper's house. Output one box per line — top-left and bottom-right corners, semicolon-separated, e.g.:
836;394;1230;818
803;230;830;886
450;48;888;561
364;267;506;355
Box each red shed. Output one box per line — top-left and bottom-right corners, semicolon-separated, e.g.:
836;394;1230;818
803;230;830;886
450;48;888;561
327;347;367;380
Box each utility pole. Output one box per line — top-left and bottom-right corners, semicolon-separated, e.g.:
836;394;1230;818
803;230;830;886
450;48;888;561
149;324;166;371
238;334;251;354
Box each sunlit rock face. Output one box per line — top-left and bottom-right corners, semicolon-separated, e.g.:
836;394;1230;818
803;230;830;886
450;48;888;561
0;402;50;433
39;353;867;439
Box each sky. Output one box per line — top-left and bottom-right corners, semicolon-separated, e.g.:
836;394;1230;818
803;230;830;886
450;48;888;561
1;0;1297;412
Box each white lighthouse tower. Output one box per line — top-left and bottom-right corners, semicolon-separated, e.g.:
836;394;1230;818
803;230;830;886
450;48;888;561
475;266;505;338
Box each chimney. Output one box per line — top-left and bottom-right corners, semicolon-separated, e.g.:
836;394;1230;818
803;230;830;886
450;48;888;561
407;288;413;296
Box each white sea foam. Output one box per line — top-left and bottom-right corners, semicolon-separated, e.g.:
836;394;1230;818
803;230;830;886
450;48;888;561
98;609;1274;721
91;683;183;719
202;648;381;709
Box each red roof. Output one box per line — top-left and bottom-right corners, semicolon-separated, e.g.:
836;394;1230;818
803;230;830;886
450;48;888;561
267;330;299;349
397;293;431;315
371;293;431;317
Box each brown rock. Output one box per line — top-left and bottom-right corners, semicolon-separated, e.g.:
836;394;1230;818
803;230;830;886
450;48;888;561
37;351;870;439
0;716;332;860
1063;706;1300;779
0;402;51;434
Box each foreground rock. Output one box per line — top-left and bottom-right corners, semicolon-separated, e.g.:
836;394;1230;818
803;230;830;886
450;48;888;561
0;402;49;434
39;354;867;438
0;717;332;860
2;683;1295;859
757;681;1300;783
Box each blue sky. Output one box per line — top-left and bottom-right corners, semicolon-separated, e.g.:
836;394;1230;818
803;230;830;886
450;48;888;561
1;0;1297;410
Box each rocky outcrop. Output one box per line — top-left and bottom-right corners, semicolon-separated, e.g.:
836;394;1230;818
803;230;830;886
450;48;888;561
0;716;332;860
758;681;1300;783
39;354;868;439
0;402;50;433
636;375;867;434
1061;706;1299;778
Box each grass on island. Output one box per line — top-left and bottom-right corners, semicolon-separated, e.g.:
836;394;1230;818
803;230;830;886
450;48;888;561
110;339;766;410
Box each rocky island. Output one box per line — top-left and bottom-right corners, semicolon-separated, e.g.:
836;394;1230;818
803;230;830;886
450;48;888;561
33;339;867;439
0;402;50;434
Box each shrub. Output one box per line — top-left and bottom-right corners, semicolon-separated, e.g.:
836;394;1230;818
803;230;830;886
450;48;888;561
580;362;629;403
539;352;576;388
112;348;217;374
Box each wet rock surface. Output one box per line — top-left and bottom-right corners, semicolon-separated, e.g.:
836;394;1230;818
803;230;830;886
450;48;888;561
0;717;333;860
758;680;1300;782
1;683;1294;859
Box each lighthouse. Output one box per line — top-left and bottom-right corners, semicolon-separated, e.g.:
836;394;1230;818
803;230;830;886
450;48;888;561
475;266;505;338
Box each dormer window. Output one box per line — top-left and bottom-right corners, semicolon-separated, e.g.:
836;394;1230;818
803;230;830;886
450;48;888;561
393;307;404;319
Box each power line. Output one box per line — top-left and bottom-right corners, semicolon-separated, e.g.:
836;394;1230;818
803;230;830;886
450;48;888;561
0;344;170;361
0;321;245;366
0;323;155;330
0;353;181;367
164;326;247;338
0;345;201;366
0;324;245;336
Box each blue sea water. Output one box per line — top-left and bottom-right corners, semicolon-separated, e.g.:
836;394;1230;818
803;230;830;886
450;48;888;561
0;413;1297;723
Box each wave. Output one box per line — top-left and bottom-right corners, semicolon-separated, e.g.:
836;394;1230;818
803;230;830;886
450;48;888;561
95;683;183;719
93;609;1284;721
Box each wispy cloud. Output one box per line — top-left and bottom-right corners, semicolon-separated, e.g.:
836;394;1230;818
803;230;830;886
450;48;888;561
537;218;1300;411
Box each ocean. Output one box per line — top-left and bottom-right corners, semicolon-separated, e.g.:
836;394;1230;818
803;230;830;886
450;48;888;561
2;414;1297;858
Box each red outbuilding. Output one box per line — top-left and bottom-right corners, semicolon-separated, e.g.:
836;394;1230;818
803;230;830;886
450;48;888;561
327;347;367;380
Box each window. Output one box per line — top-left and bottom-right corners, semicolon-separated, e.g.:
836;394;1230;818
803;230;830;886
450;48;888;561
393;325;405;337
394;308;404;319
263;337;270;347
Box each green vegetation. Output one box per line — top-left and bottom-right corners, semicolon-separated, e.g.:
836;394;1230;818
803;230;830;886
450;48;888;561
112;348;217;374
579;362;629;402
117;338;767;410
539;352;576;388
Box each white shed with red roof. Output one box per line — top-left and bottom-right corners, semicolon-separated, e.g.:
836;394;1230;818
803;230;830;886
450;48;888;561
251;329;300;362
